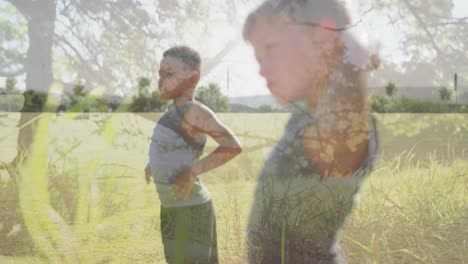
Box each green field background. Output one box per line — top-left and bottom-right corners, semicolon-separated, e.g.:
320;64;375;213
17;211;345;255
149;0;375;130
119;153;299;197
0;113;467;263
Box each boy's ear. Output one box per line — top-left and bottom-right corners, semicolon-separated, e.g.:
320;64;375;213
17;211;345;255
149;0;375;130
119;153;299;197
191;70;200;83
318;18;339;42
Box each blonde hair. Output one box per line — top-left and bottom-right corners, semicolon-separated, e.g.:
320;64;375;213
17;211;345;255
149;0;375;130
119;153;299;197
243;0;380;109
243;0;379;71
243;0;351;41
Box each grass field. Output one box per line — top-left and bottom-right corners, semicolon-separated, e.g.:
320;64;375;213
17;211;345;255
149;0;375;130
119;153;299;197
0;112;467;263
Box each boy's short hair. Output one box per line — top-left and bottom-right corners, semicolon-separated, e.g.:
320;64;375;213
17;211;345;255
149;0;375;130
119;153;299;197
163;46;201;73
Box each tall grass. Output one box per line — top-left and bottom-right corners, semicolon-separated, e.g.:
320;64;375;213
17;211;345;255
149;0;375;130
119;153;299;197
0;113;466;263
343;152;467;264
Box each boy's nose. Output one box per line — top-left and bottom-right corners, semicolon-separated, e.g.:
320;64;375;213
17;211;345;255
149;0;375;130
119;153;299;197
258;60;269;79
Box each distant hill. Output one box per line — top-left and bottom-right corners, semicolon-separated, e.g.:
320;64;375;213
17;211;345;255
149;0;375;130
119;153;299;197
230;86;468;107
229;95;280;109
229;103;258;113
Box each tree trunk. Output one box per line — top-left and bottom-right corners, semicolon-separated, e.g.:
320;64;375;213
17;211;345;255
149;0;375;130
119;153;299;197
17;1;56;160
1;0;56;256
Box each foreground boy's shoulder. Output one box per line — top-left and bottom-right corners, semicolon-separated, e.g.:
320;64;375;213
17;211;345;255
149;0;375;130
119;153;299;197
181;100;220;136
185;100;217;120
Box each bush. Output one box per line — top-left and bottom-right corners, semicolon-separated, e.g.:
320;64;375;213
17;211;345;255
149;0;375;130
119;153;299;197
370;96;392;113
128;91;167;112
370;96;464;113
258;104;277;113
0;94;24;112
459;105;467;113
195;82;229;112
393;97;449;113
22;90;48;112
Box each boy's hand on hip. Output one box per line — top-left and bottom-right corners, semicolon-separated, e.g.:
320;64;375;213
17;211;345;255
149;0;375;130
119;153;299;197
145;164;152;184
171;168;197;200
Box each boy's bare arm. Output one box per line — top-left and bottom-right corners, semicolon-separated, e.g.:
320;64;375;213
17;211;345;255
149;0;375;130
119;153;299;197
139;113;157;185
172;103;242;199
303;85;369;178
303;115;369;178
144;163;152;184
186;103;242;173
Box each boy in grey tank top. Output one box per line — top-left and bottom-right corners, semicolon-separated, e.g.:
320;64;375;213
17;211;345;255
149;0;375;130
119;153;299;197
144;46;242;264
242;1;380;263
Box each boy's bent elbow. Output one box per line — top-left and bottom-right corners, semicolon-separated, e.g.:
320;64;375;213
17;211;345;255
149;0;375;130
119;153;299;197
220;136;242;156
232;141;243;156
234;145;243;156
230;146;242;160
218;145;242;156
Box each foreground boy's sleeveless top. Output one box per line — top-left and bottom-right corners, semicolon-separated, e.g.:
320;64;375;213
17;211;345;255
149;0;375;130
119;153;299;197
149;101;211;207
247;108;379;263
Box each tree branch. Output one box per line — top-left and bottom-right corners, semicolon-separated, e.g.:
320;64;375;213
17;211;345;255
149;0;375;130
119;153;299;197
0;67;26;77
400;0;443;56
431;14;468;21
426;14;468;26
202;39;240;75
55;36;88;67
1;49;27;64
54;41;100;89
55;36;116;90
55;18;102;69
6;0;32;18
430;20;468;26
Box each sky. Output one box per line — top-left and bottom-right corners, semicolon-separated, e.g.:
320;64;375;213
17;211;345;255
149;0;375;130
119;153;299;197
1;0;468;97
200;0;468;97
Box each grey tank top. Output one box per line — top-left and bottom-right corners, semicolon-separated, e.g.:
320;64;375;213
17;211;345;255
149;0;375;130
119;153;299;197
247;109;379;261
148;101;211;207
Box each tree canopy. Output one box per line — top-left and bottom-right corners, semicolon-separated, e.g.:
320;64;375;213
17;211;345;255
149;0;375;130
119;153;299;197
196;82;229;112
0;0;254;95
368;0;467;87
